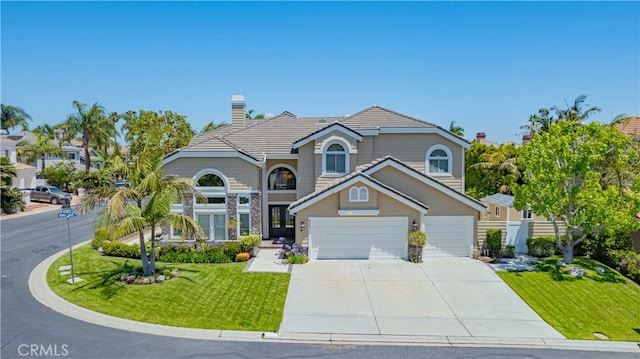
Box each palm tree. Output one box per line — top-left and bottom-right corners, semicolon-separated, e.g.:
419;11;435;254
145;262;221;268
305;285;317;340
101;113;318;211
80;153;203;276
449;121;464;136
200;121;229;133
1;104;32;133
16;131;63;174
246;110;264;119
521;95;601;135
470;143;521;194
64;101;112;172
0;157;17;187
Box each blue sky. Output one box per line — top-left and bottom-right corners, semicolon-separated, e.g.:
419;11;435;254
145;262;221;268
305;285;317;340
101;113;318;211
2;1;639;143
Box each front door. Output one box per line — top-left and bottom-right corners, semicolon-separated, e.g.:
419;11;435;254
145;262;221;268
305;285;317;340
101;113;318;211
269;205;295;240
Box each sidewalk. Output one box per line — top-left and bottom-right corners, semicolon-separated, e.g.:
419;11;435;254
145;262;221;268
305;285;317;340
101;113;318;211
28;243;640;353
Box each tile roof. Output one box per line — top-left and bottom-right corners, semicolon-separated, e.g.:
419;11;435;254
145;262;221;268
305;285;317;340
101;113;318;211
288;170;429;213
177;106;455;157
616;116;640;137
480;193;515;207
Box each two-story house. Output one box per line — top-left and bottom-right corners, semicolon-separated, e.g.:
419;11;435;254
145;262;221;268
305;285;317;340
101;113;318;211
162;96;486;260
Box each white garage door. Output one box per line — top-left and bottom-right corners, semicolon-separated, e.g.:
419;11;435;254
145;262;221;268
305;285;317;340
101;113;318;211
309;217;408;260
423;216;474;257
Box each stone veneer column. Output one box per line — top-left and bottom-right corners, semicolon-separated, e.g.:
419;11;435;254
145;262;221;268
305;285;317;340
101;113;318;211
183;195;194;240
227;193;237;240
250;192;262;236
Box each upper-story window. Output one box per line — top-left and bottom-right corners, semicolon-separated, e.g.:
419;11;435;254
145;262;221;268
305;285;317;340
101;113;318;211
196;174;225;187
324;143;347;175
426;145;452;176
268;167;296;190
349;186;369;202
522;209;533;220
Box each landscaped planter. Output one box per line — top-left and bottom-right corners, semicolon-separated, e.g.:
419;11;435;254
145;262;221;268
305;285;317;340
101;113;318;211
409;244;423;263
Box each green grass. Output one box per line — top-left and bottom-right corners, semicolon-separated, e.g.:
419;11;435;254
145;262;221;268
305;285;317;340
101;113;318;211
47;246;290;331
498;257;640;341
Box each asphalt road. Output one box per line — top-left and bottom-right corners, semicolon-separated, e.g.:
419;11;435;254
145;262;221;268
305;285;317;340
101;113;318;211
1;208;636;359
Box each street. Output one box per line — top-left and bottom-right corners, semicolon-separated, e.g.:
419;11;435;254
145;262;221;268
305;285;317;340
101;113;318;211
1;209;636;359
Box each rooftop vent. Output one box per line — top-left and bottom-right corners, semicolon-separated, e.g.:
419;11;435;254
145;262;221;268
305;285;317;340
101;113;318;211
318;118;327;124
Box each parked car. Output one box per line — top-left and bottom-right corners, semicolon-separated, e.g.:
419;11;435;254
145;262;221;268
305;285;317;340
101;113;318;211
30;185;72;205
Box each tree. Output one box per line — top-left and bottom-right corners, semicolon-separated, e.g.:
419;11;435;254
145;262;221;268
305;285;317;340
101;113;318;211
122;110;195;157
521;95;601;135
16;131;63;174
245;110;264;120
1;104;31;133
470;142;521;195
0;157;25;213
43;162;77;192
200;121;229;133
513;120;640;263
449;121;464;136
80;151;203;276
64;101;112;172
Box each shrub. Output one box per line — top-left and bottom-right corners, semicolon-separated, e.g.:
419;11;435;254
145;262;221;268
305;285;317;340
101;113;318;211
156;242;234;263
619;253;640;284
503;245;516;258
235;252;250;262
287;254;308;264
278;243;309;264
102;242;141;259
1;188;25;214
238;233;261;252
222;242;242;259
527;236;556;258
486;228;502;258
92;227;112;250
408;230;427;247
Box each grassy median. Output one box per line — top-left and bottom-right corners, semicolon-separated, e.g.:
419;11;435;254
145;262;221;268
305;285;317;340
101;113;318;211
47;246;290;331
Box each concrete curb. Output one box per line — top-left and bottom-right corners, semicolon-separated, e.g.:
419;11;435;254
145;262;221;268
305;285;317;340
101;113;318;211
29;244;640;353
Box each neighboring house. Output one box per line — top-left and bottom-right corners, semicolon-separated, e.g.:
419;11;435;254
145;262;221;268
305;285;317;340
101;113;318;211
162;95;486;260
9;131;105;172
475;132;530;147
44;141;105;172
478;193;564;254
0;135;37;191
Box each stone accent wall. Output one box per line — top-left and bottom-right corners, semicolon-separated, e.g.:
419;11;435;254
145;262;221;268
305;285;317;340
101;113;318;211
227;193;238;240
184;195;194;218
250;192;262;236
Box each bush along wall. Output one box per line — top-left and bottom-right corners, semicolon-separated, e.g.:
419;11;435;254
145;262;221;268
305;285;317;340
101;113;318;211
486;228;502;258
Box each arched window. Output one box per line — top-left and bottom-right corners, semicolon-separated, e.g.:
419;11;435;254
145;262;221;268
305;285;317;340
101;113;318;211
426;145;452;175
349;186;368;202
324;143;347;175
268;167;296;190
196;174;225;187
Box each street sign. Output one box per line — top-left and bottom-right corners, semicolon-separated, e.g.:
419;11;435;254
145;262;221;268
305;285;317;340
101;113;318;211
72;212;78;217
61;209;73;214
57;213;68;218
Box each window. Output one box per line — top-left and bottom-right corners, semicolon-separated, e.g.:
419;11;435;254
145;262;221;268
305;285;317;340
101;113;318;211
68;153;76;160
426;145;452;175
522;209;533;220
206;197;226;204
349;186;368;202
239;213;250;236
268;167;296;190
197;174;225;187
324;143;346;174
239;196;250;205
495;206;500;216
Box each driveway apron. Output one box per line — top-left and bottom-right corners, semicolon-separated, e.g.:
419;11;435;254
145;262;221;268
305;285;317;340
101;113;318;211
279;258;564;339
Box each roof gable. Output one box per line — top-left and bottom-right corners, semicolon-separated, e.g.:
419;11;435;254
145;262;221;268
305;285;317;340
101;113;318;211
292;122;363;149
480;193;515;207
616;116;640;137
361;156;487;212
288;172;429;214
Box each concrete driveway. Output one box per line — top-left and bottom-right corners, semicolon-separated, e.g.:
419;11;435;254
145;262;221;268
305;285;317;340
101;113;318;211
279;258;564;339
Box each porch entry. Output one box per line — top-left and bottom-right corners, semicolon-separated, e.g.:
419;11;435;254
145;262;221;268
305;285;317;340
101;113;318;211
269;205;295;240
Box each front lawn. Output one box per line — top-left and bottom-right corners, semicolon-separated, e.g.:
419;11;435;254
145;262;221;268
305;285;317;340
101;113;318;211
498;257;640;341
47;246;290;331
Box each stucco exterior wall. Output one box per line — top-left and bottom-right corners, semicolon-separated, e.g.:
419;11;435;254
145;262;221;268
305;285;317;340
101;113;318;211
163;157;259;191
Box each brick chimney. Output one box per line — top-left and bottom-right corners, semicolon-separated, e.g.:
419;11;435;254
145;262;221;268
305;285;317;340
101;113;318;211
522;133;531;145
231;95;246;131
476;132;486;145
